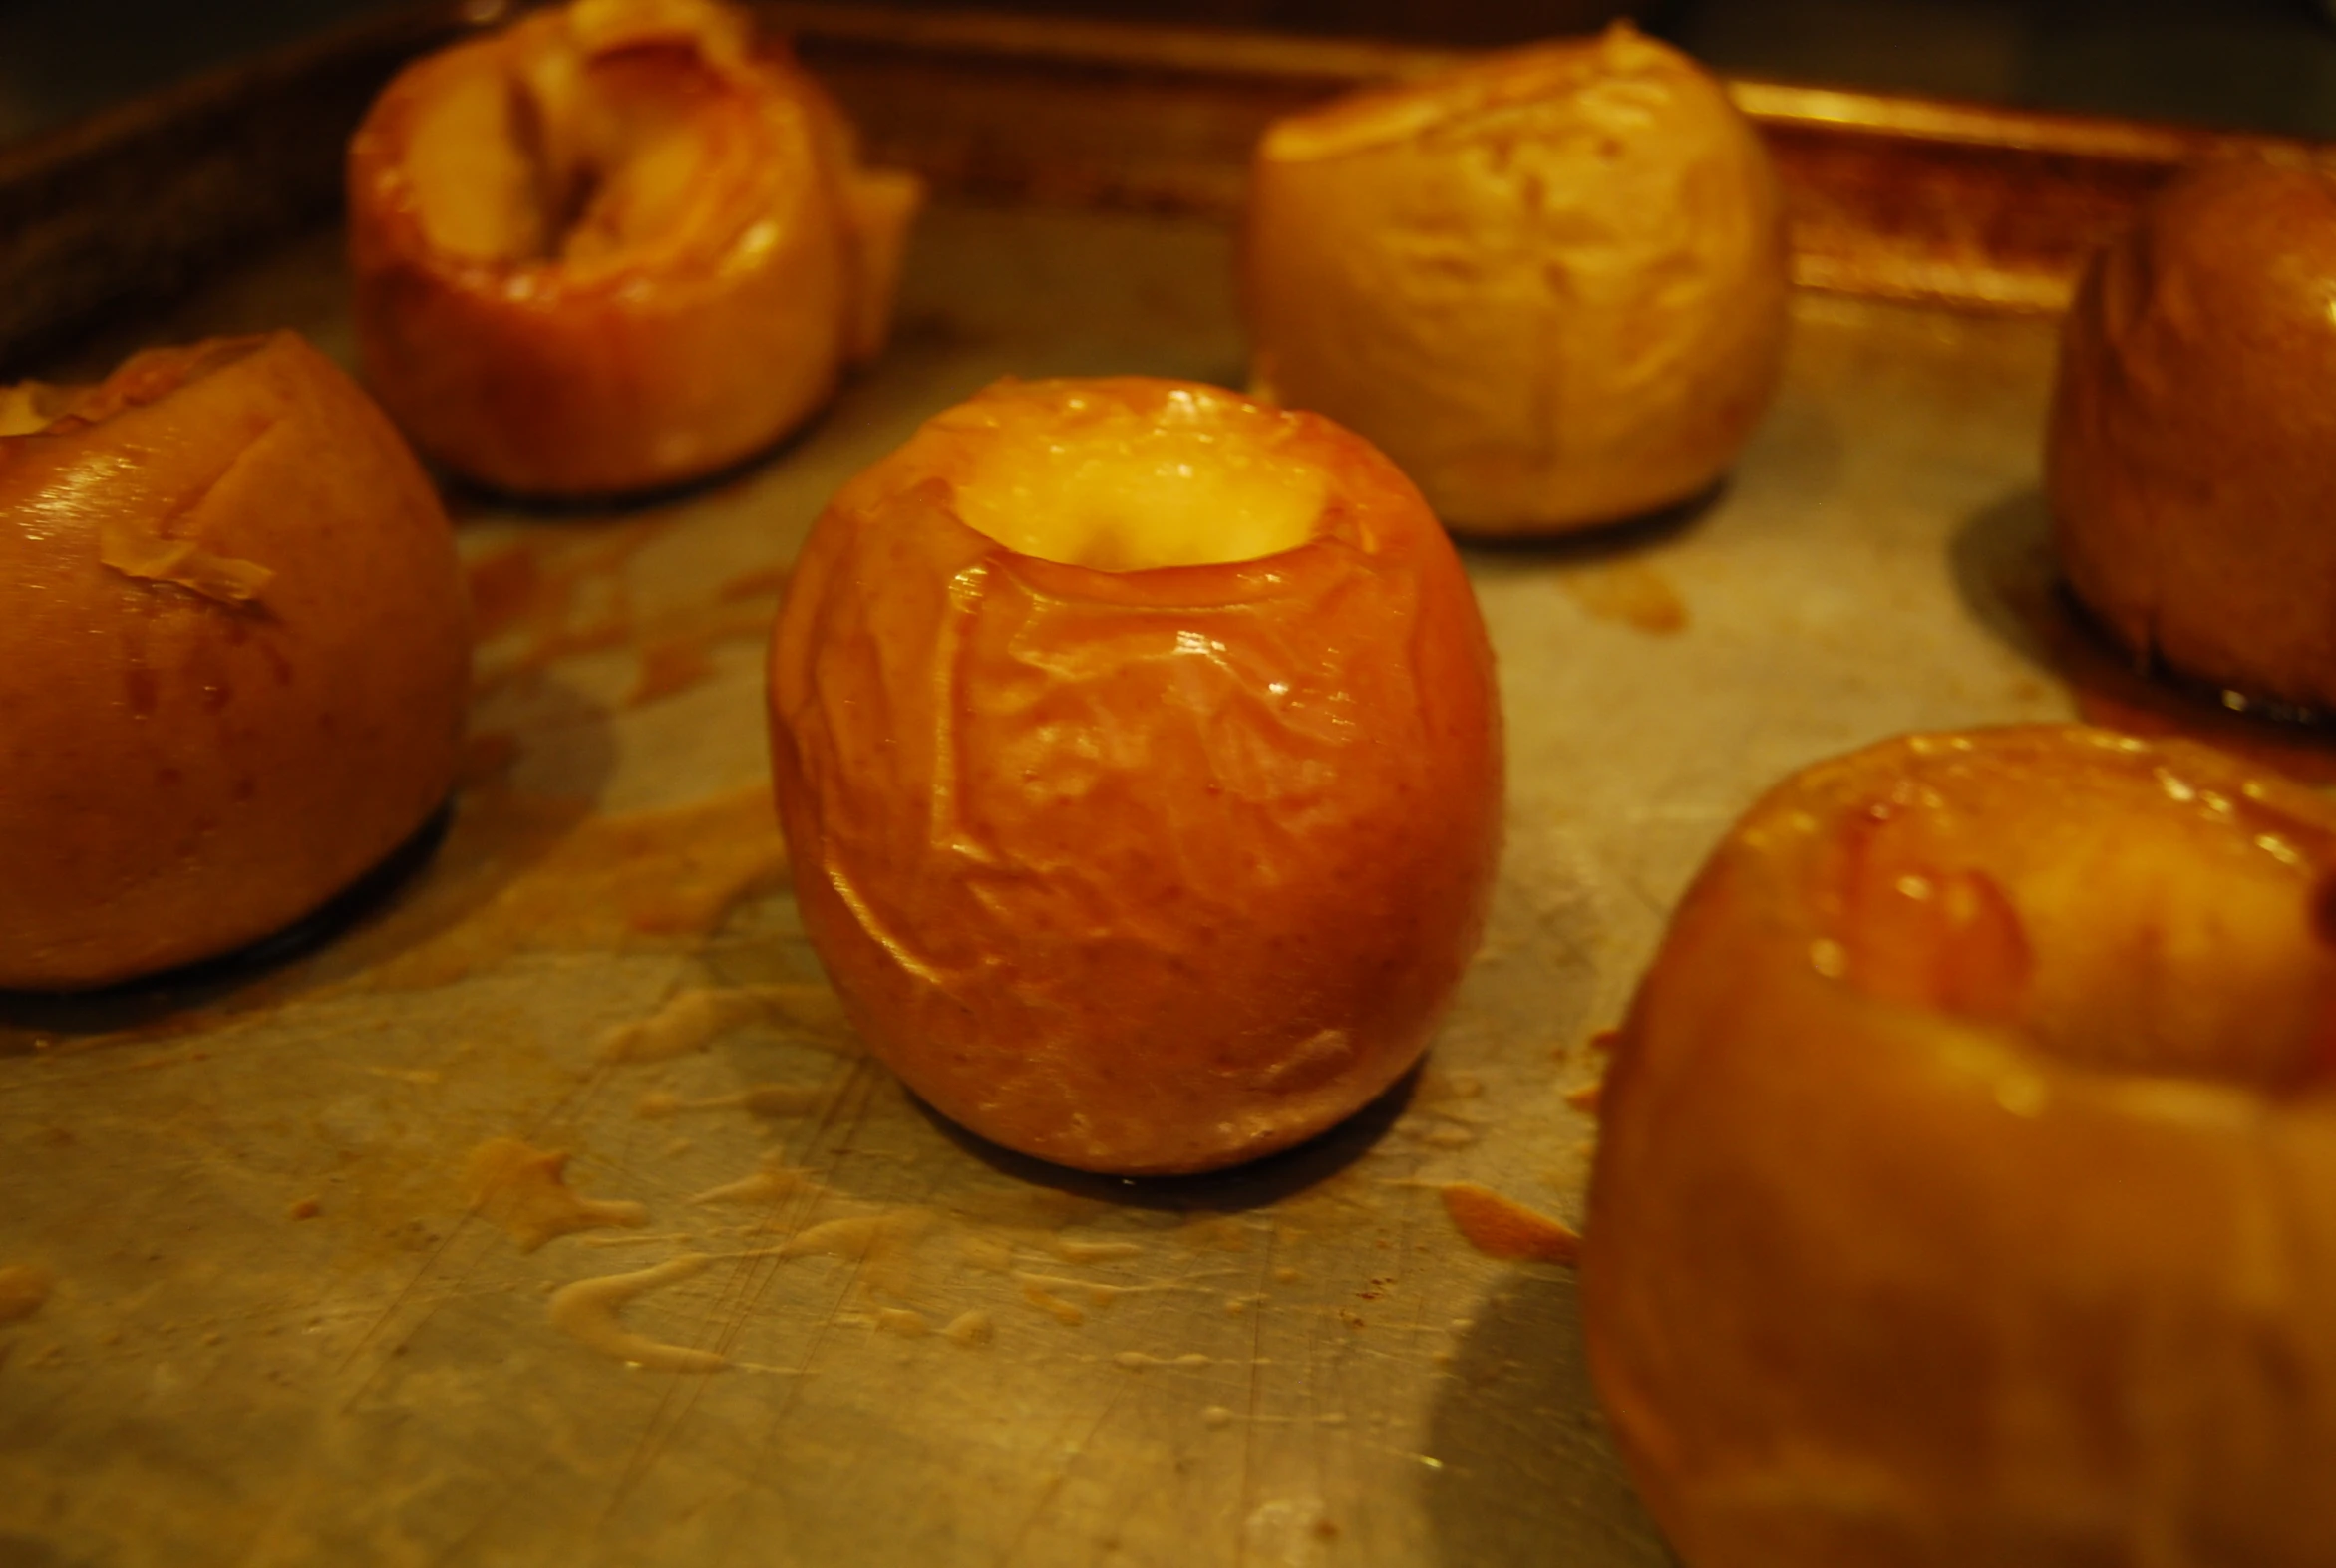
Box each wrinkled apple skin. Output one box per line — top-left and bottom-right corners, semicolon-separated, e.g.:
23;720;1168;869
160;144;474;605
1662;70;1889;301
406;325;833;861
2049;160;2336;713
769;378;1503;1174
1584;726;2336;1568
1245;24;1790;537
348;0;918;499
0;332;468;990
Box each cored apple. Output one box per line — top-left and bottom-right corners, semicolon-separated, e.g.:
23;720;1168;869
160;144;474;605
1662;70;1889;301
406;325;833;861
0;332;469;990
2050;158;2336;714
1244;23;1790;536
1584;725;2336;1567
347;0;922;498
768;377;1503;1174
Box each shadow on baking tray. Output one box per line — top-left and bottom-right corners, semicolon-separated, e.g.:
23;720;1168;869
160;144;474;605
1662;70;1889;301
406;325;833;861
0;671;620;1051
905;1058;1421;1213
1950;486;2336;785
1449;478;1727;574
1421;1262;1678;1567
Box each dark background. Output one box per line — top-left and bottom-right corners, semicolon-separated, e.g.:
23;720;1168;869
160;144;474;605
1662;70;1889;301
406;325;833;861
3;0;2334;147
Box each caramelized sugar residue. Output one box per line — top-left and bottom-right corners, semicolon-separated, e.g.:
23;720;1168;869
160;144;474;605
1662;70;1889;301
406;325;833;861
2013;578;2336;785
362;785;789;991
1020;1279;1088;1326
2074;683;2336;787
875;1306;931;1338
464;527;784;698
1559;560;1688;636
1440;1183;1580;1266
627;634;718;706
547;1253;728;1373
0;1264;54;1323
598;983;848;1063
466;1136;649;1251
941;1309;993;1346
691;1153;827;1207
772;1210;932;1297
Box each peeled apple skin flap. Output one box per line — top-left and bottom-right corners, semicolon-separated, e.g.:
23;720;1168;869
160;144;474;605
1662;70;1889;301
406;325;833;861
768;378;1504;1175
0;332;468;991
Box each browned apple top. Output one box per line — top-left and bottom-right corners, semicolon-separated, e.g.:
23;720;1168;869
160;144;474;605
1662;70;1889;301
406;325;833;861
1737;727;2336;1091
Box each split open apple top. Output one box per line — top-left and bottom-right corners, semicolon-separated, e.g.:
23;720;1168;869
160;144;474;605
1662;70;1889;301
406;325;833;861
349;0;921;497
769;378;1504;1175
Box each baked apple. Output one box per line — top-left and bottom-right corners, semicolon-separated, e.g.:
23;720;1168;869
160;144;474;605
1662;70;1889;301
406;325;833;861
347;0;922;498
1244;23;1790;536
1585;725;2336;1567
2050;158;2336;714
0;332;468;990
768;377;1503;1174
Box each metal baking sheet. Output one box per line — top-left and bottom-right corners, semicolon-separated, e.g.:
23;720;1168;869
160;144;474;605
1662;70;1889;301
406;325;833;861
0;11;2285;1566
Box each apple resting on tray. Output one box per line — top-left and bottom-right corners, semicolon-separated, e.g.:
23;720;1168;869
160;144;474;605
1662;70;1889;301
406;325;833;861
0;333;468;991
347;0;922;498
1586;725;2336;1567
768;377;1504;1174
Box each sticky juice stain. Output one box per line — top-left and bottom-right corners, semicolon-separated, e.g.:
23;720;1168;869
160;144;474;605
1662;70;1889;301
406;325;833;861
1439;1182;1581;1266
0;1265;54;1323
464;1137;649;1252
546;1254;727;1373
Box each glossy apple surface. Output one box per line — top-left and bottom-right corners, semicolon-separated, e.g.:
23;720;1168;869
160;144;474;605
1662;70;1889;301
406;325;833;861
2050;159;2336;713
1584;726;2336;1567
0;332;469;990
348;0;922;498
1245;23;1790;536
768;377;1503;1174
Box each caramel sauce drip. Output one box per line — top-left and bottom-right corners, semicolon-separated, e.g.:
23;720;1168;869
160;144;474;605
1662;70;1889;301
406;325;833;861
2010;573;2336;785
352;784;787;991
0;1264;55;1323
1558;559;1688;635
1439;1182;1581;1266
463;526;784;699
465;1136;649;1252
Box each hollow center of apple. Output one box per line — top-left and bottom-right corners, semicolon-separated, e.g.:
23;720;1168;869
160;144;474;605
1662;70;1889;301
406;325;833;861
951;401;1330;571
1830;763;2336;1092
410;49;723;265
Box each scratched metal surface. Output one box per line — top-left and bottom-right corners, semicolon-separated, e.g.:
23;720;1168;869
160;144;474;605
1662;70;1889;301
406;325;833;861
0;198;2079;1567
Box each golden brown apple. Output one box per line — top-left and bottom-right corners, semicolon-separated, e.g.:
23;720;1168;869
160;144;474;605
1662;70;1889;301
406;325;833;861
1244;24;1791;536
768;377;1503;1174
347;0;922;498
1584;725;2336;1568
0;331;469;990
2050;158;2336;714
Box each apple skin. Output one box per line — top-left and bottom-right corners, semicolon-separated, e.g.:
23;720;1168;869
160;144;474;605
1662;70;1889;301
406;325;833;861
347;0;920;499
1583;726;2336;1568
768;378;1503;1174
0;332;468;991
1244;23;1790;537
2049;160;2336;713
